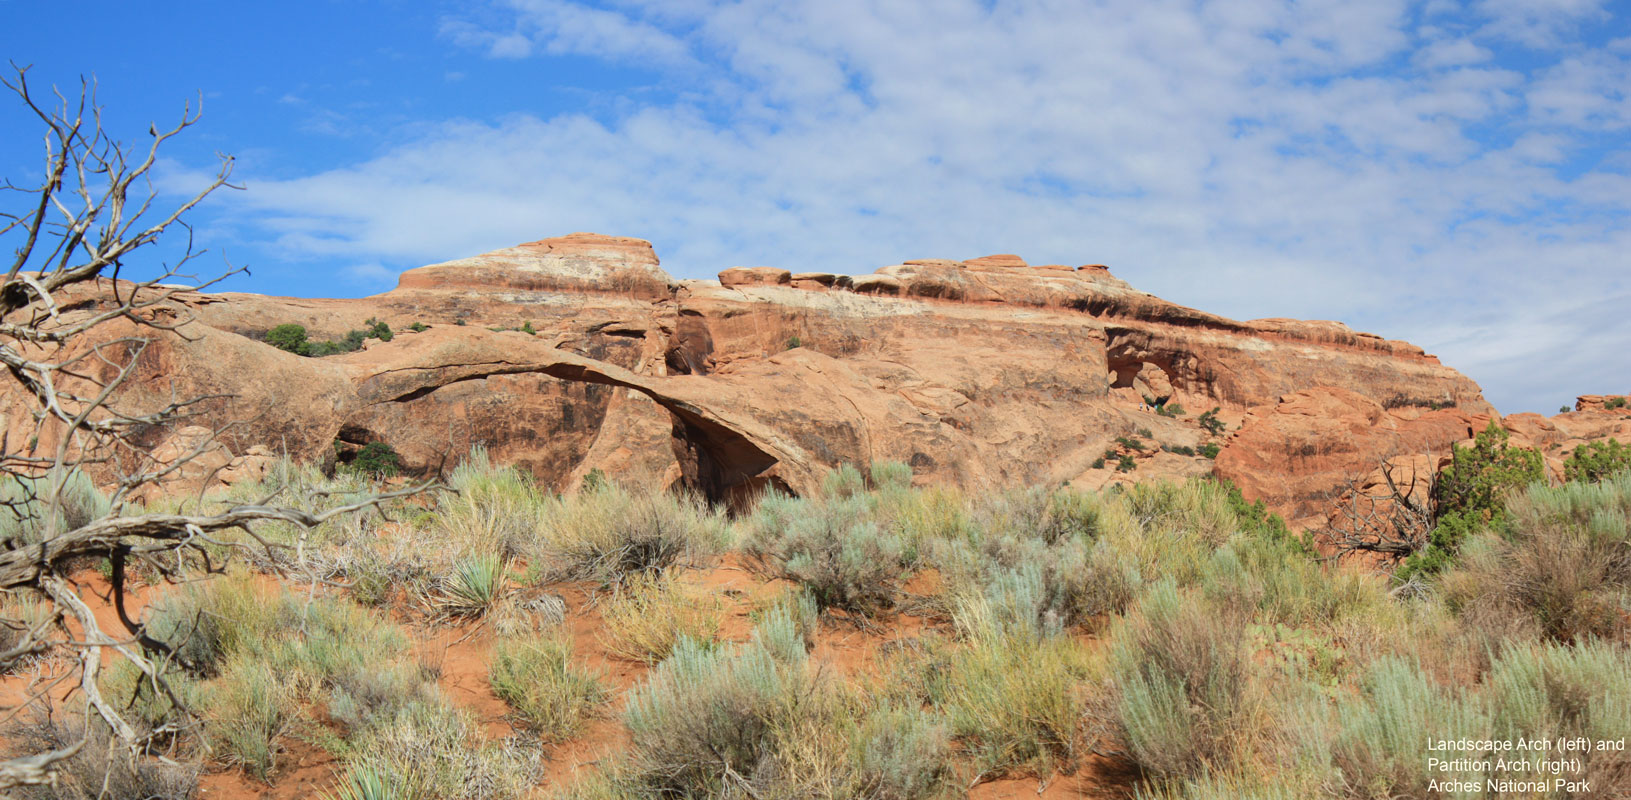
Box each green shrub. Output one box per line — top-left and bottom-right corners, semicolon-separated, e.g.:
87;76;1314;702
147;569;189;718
870;460;913;492
365;317;393;342
1608;396;1627;410
324;763;398;800
408;321;430;333
1399;421;1542;579
349;441;402;478
264;323;310;354
1198;407;1226;436
1163;444;1195;456
489;633;605;739
1565;438;1631;484
1116;436;1146;452
786;335;802;349
1137;427;1154;439
822;463;868;498
1092;457;1106;469
1487;640;1631;790
1117;454;1137;472
1157;403;1185;417
1199;442;1221;459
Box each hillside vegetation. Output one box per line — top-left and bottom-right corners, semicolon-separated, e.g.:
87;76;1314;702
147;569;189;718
4;450;1629;799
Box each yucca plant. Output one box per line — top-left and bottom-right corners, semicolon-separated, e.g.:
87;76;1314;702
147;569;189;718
324;763;399;800
435;553;507;617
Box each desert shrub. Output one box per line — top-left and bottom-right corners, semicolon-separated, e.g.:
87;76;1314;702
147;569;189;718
613;604;949;798
2;717;199;799
749;587;820;663
1331;657;1490;800
0;590;51;673
870;459;913;492
0;469;110;545
1486;640;1631;790
435;552;507;617
1117;454;1137;472
1092;457;1106;469
1443;473;1631;642
940;597;1085;776
850;706;956;799
1198;406;1226;436
1163;443;1195;456
1110;579;1253;781
1565;438;1631;484
880;484;973;567
265;322;310;354
1199;442;1220;459
325;763;398;800
1119;435;1147;451
620;633;806;795
786;335;802;349
207;656;298;778
489;633;606;739
747;493;903;616
539;483;728;583
349;441;402;478
1400;421;1543;579
341;699;541;800
1157;403;1185;417
599;571;725;663
443;446;540;549
409;321;430;333
1608;396;1628;410
823;463;868;498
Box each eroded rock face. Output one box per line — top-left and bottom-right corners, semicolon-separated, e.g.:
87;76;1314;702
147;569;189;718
8;232;1522;521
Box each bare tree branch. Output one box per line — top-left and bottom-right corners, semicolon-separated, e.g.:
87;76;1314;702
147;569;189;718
0;63;430;789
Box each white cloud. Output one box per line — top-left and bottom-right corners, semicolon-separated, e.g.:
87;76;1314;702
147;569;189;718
1475;0;1611;49
217;0;1631;413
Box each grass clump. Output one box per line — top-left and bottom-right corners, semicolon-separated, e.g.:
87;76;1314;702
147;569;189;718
489;633;606;739
0;469;109;545
599;571;725;663
939;597;1086;776
538;483;728;584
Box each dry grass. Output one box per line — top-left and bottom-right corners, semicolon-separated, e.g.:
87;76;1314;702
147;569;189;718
599;571;725;663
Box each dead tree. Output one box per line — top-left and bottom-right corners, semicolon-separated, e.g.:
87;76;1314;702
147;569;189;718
1321;458;1439;560
0;64;426;790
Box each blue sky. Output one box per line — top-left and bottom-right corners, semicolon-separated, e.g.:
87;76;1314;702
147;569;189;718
2;0;1628;414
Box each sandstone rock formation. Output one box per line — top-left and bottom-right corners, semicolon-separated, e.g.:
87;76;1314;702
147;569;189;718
9;232;1542;523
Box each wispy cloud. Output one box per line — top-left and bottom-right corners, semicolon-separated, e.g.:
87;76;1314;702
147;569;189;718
217;0;1631;413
